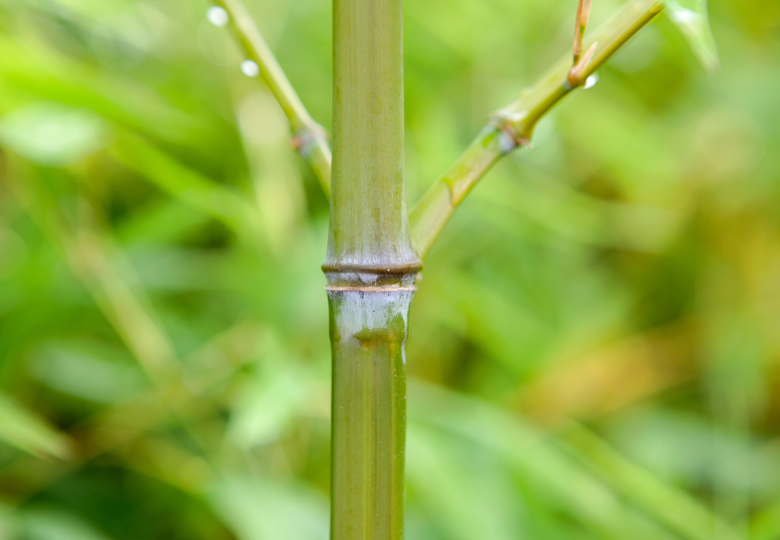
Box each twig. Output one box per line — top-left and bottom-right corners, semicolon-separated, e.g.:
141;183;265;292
570;0;597;88
572;0;594;65
214;0;332;195
409;0;664;259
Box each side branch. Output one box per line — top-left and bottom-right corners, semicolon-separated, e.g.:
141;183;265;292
215;0;332;195
409;0;663;259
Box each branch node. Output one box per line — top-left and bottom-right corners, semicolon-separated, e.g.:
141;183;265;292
291;125;329;157
409;0;664;260
568;41;598;88
487;115;532;155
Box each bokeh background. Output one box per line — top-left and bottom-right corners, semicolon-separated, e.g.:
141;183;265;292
1;0;779;538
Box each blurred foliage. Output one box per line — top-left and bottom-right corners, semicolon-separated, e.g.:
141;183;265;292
0;0;778;539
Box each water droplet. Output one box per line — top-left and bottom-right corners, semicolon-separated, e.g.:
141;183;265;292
241;60;260;77
206;6;229;27
584;73;600;89
497;130;516;155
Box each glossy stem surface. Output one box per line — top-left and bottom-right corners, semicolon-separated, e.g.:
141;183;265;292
328;289;412;540
325;0;420;274
326;0;420;538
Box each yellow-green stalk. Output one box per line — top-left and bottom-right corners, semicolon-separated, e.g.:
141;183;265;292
325;0;421;538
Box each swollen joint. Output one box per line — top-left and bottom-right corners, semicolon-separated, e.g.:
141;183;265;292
487;116;532;155
291;125;329;157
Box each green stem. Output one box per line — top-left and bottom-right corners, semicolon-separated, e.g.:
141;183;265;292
409;0;664;259
215;0;332;195
325;0;420;274
328;289;412;540
326;0;421;538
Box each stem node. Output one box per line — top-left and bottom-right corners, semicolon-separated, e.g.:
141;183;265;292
488;115;533;154
290;124;329;157
409;0;664;259
568;41;599;88
216;0;332;195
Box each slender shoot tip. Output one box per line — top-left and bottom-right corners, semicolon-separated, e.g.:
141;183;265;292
568;41;598;88
582;0;593;27
572;0;594;64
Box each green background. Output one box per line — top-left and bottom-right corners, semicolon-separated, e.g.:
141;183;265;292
0;0;778;539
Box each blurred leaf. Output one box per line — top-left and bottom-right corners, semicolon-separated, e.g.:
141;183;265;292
116;201;210;247
111;133;256;231
22;508;113;540
118;437;214;494
0;103;108;166
520;323;695;424
0;37;215;146
0;392;71;460
563;424;740;540
228;364;309;448
752;500;780;540
410;382;670;540
28;341;146;404
208;477;328;540
476;170;682;252
0;504;19;540
606;409;780;497
435;268;552;376
407;425;525;540
662;0;720;73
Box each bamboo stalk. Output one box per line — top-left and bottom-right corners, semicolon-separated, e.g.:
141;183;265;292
214;0;332;195
326;0;421;538
409;0;664;259
328;290;412;540
325;0;420;275
216;0;665;535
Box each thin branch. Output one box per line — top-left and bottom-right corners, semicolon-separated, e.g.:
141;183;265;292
570;0;597;88
214;0;332;195
409;0;664;259
568;41;599;88
572;0;594;65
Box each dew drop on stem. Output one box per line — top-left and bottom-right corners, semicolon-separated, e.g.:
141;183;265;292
206;6;229;27
241;60;260;77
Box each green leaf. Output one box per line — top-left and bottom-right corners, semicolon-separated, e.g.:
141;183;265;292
110;133;255;231
0;392;71;460
562;424;741;540
409;382;670;540
208;477;328;540
227;364;309;448
23;508;114;540
29;341;146;404
0;503;19;540
752;500;780;540
662;0;720;73
407;425;526;540
0;103;109;166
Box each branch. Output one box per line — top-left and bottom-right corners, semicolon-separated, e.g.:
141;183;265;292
409;0;664;259
214;0;332;195
572;0;594;65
